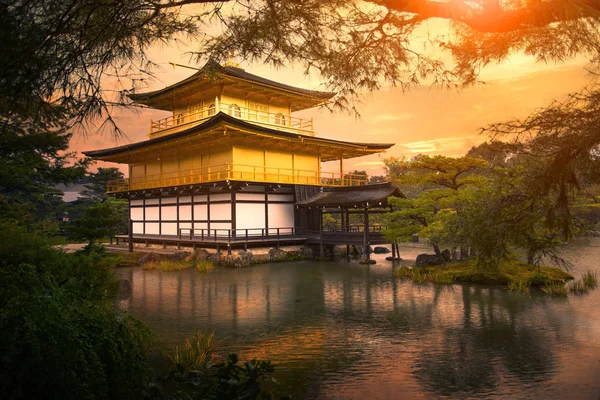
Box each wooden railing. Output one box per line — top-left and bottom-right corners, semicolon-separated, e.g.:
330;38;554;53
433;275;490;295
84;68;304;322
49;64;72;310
149;102;314;137
106;163;371;193
178;227;301;242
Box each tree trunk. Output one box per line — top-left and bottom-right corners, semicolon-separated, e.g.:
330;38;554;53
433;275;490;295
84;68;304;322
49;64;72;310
432;242;441;257
527;249;535;266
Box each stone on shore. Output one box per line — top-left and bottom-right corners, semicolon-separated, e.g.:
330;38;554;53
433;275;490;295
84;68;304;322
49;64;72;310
373;246;390;254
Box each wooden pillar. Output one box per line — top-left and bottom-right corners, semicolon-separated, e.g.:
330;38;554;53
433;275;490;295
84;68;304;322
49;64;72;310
345;208;350;232
319;208;324;258
158;195;162;235
363;205;370;257
206;192;211;231
264;187;269;234
231;190;236;238
128;219;133;253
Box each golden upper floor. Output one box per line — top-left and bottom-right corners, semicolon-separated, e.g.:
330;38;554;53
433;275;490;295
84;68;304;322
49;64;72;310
84;113;394;193
129;61;333;138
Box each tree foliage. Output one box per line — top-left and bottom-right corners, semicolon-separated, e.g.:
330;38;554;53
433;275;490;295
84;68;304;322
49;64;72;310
80;167;125;203
69;199;129;245
4;0;600;129
0;121;88;228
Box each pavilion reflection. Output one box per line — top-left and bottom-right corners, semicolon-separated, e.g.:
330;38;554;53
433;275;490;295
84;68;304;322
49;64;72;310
115;264;578;398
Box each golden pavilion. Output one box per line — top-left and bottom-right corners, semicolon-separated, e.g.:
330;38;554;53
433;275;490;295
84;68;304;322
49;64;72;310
84;61;401;253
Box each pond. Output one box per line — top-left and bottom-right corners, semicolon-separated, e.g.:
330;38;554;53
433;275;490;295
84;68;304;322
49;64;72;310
115;239;600;399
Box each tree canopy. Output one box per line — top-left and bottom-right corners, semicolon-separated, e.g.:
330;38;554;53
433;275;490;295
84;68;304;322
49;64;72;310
3;0;600;130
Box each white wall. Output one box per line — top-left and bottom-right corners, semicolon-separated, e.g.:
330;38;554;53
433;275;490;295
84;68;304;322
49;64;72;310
236;203;266;231
210;203;231;220
268;203;295;229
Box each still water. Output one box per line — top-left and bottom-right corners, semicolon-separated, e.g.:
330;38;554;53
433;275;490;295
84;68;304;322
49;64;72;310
115;239;600;399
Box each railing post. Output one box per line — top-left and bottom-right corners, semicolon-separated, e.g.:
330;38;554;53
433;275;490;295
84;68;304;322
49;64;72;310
276;228;280;250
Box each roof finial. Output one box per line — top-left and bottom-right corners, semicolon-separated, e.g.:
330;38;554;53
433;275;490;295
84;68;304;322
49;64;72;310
223;51;243;70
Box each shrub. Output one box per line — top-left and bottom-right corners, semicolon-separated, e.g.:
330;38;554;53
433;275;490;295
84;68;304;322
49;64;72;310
0;265;154;400
169;331;217;373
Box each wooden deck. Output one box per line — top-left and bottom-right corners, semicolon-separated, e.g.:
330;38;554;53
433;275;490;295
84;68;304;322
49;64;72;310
117;225;389;253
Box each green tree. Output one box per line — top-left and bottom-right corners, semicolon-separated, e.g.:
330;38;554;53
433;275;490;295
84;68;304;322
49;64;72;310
0;121;88;230
69;199;128;246
384;155;488;256
80;167;125;202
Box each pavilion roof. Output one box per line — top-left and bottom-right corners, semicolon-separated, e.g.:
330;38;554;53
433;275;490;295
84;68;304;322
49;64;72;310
297;182;406;208
128;60;334;112
82;112;394;164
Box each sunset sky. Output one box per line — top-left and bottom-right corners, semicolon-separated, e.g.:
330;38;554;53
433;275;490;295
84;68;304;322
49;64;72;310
73;18;593;177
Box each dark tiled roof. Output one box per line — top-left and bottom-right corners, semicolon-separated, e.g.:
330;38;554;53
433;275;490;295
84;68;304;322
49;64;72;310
129;60;334;102
82;112;395;158
297;182;406;207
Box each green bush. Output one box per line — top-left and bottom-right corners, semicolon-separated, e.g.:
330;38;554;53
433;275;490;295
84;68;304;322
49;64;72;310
0;223;155;399
0;266;154;400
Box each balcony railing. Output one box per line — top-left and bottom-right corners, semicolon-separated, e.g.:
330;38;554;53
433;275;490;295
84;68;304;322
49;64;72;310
149;102;314;137
106;163;371;193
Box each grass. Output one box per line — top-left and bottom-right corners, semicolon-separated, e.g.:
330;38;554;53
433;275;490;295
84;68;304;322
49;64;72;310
393;266;455;285
143;259;191;271
195;259;215;273
542;281;569;296
394;258;574;291
169;331;218;373
508;279;531;293
568;279;588;295
582;269;598;289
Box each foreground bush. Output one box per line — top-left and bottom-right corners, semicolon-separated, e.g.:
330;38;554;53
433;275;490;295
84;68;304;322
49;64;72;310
0;265;154;400
0;223;155;400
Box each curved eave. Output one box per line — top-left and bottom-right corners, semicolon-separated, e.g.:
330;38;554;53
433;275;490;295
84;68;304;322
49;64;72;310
128;61;334;110
83;112;394;162
297;182;406;207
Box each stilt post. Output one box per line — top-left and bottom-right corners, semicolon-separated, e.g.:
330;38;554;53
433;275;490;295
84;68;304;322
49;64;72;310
128;219;133;253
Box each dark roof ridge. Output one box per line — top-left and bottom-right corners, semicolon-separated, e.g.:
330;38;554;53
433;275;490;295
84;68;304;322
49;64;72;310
129;60;334;102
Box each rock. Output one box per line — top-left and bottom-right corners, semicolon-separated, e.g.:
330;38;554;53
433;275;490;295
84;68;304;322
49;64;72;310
184;249;210;262
373;246;391;254
451;249;459;261
440;249;451;262
333;246;342;257
253;253;270;264
269;248;288;262
236;250;253;267
385;256;402;261
415;253;444;267
139;252;167;265
219;254;237;267
301;246;314;259
169;251;190;262
359;256;376;265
